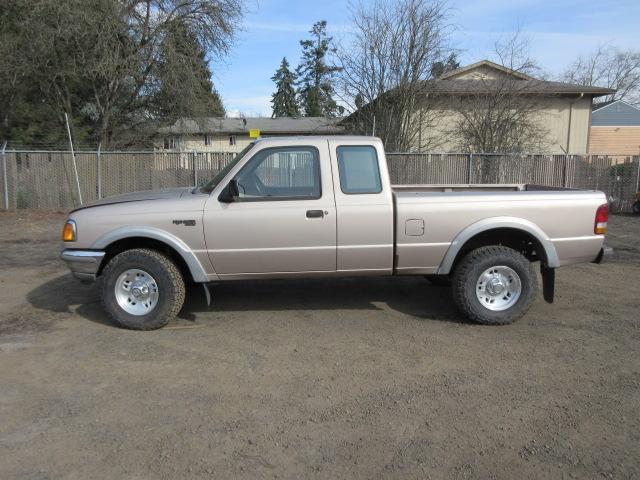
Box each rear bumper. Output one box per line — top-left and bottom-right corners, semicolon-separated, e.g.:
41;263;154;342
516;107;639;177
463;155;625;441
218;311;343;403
60;249;105;281
592;246;614;264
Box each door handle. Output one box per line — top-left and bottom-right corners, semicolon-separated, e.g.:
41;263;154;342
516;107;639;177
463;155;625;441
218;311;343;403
306;209;324;218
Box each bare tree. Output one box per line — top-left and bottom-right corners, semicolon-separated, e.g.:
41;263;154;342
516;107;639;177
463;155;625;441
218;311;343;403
562;45;640;106
452;31;549;155
0;2;22;139
492;29;540;77
336;0;452;152
12;0;244;147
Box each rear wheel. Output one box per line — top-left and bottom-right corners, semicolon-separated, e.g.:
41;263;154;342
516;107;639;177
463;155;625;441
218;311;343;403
452;246;537;325
633;201;640;215
101;248;185;330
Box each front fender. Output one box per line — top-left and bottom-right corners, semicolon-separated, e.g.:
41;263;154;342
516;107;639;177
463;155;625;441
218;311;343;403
91;226;211;282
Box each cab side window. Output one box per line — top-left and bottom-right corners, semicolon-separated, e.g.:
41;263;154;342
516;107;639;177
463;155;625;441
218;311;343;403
235;147;321;200
336;146;382;194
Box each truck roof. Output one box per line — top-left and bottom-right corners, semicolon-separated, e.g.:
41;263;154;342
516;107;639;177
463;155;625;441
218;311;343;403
254;135;382;144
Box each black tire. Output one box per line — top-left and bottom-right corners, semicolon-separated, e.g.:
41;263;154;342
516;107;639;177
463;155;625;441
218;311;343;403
633;201;640;215
424;274;452;286
452;246;537;325
100;248;185;330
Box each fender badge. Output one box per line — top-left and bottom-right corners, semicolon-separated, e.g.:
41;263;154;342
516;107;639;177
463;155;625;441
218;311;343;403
172;220;196;226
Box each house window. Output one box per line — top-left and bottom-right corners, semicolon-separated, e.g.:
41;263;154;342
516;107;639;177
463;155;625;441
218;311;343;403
229;135;237;146
204;134;211;146
163;137;177;149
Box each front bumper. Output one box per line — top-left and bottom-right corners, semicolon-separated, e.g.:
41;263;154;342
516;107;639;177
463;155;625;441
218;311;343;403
60;249;106;281
592;246;614;264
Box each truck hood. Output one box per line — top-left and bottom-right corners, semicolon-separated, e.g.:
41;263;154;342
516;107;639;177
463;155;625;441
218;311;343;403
70;187;194;212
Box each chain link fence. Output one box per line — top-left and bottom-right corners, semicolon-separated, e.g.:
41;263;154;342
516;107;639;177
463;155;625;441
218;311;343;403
0;150;235;210
387;153;640;213
1;149;639;212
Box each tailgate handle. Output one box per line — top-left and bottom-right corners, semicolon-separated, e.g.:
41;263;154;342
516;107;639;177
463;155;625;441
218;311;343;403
306;209;324;218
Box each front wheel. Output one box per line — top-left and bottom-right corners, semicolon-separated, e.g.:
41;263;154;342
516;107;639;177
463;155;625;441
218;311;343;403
633;201;640;215
101;248;185;330
452;246;537;325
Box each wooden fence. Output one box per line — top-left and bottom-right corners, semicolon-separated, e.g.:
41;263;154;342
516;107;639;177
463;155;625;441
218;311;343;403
1;150;639;212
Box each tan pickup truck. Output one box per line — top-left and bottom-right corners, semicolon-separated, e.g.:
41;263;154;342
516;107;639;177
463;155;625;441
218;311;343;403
60;136;611;329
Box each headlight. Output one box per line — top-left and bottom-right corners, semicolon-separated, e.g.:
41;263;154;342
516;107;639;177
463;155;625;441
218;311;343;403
62;220;77;242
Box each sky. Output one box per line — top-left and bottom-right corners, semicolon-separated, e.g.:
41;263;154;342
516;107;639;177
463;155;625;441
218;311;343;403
213;0;640;117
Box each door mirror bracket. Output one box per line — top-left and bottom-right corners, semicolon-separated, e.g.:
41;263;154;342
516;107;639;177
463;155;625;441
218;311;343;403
218;179;239;203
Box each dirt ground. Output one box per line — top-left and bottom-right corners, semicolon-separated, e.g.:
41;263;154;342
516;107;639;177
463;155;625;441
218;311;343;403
0;210;639;480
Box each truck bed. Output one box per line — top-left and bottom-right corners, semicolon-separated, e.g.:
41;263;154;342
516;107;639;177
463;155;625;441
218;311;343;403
391;184;606;275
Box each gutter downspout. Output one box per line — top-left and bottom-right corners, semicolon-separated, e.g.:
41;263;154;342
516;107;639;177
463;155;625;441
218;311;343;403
566;92;584;154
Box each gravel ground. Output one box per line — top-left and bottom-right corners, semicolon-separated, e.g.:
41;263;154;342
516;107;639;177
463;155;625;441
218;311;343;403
0;211;639;479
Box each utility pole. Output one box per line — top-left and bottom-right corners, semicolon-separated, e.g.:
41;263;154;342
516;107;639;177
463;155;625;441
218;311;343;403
2;141;8;209
97;142;102;199
64;112;83;205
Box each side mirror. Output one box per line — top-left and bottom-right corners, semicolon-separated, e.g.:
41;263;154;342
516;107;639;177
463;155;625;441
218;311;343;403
218;179;239;203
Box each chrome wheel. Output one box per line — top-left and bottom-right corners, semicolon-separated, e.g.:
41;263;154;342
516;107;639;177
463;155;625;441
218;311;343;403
114;268;159;316
475;265;521;311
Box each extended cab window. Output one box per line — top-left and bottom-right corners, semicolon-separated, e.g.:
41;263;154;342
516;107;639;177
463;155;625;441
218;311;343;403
235;147;321;200
337;146;382;194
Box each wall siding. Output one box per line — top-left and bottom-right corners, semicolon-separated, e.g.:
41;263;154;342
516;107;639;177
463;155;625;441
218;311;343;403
589;127;640;155
419;96;593;154
165;133;328;153
181;134;254;152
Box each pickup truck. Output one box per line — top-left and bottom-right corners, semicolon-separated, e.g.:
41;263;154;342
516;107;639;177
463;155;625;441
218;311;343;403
60;136;611;330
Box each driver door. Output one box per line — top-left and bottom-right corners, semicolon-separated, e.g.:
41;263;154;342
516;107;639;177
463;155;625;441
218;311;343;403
204;143;337;277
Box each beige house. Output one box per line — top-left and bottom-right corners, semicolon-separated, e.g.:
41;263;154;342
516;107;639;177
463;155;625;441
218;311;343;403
354;60;614;154
426;61;615;153
158;117;344;153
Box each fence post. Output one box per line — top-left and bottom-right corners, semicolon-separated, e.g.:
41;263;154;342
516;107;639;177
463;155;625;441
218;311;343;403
635;155;640;192
1;141;8;209
96;143;102;199
468;153;473;184
192;151;198;186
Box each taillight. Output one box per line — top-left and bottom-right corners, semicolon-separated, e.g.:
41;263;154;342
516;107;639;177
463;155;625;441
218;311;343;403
594;204;608;235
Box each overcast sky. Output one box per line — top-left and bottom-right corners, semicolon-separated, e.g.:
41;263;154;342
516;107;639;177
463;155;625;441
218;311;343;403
213;0;640;117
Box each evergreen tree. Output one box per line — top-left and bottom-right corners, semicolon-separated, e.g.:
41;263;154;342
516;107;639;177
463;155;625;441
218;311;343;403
154;21;225;121
271;57;299;117
431;53;461;78
2;0;242;147
296;21;342;117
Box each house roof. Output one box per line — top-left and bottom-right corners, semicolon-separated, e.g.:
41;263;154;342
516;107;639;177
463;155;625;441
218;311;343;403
593;99;637;112
428;78;615;96
429;60;615;96
438;60;536;81
592;99;616;111
592;99;640;126
159;117;345;135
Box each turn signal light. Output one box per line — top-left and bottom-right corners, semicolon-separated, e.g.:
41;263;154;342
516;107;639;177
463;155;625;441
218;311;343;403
62;221;77;242
594;204;608;235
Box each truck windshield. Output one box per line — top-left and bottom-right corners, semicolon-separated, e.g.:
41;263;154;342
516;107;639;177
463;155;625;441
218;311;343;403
200;143;255;194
